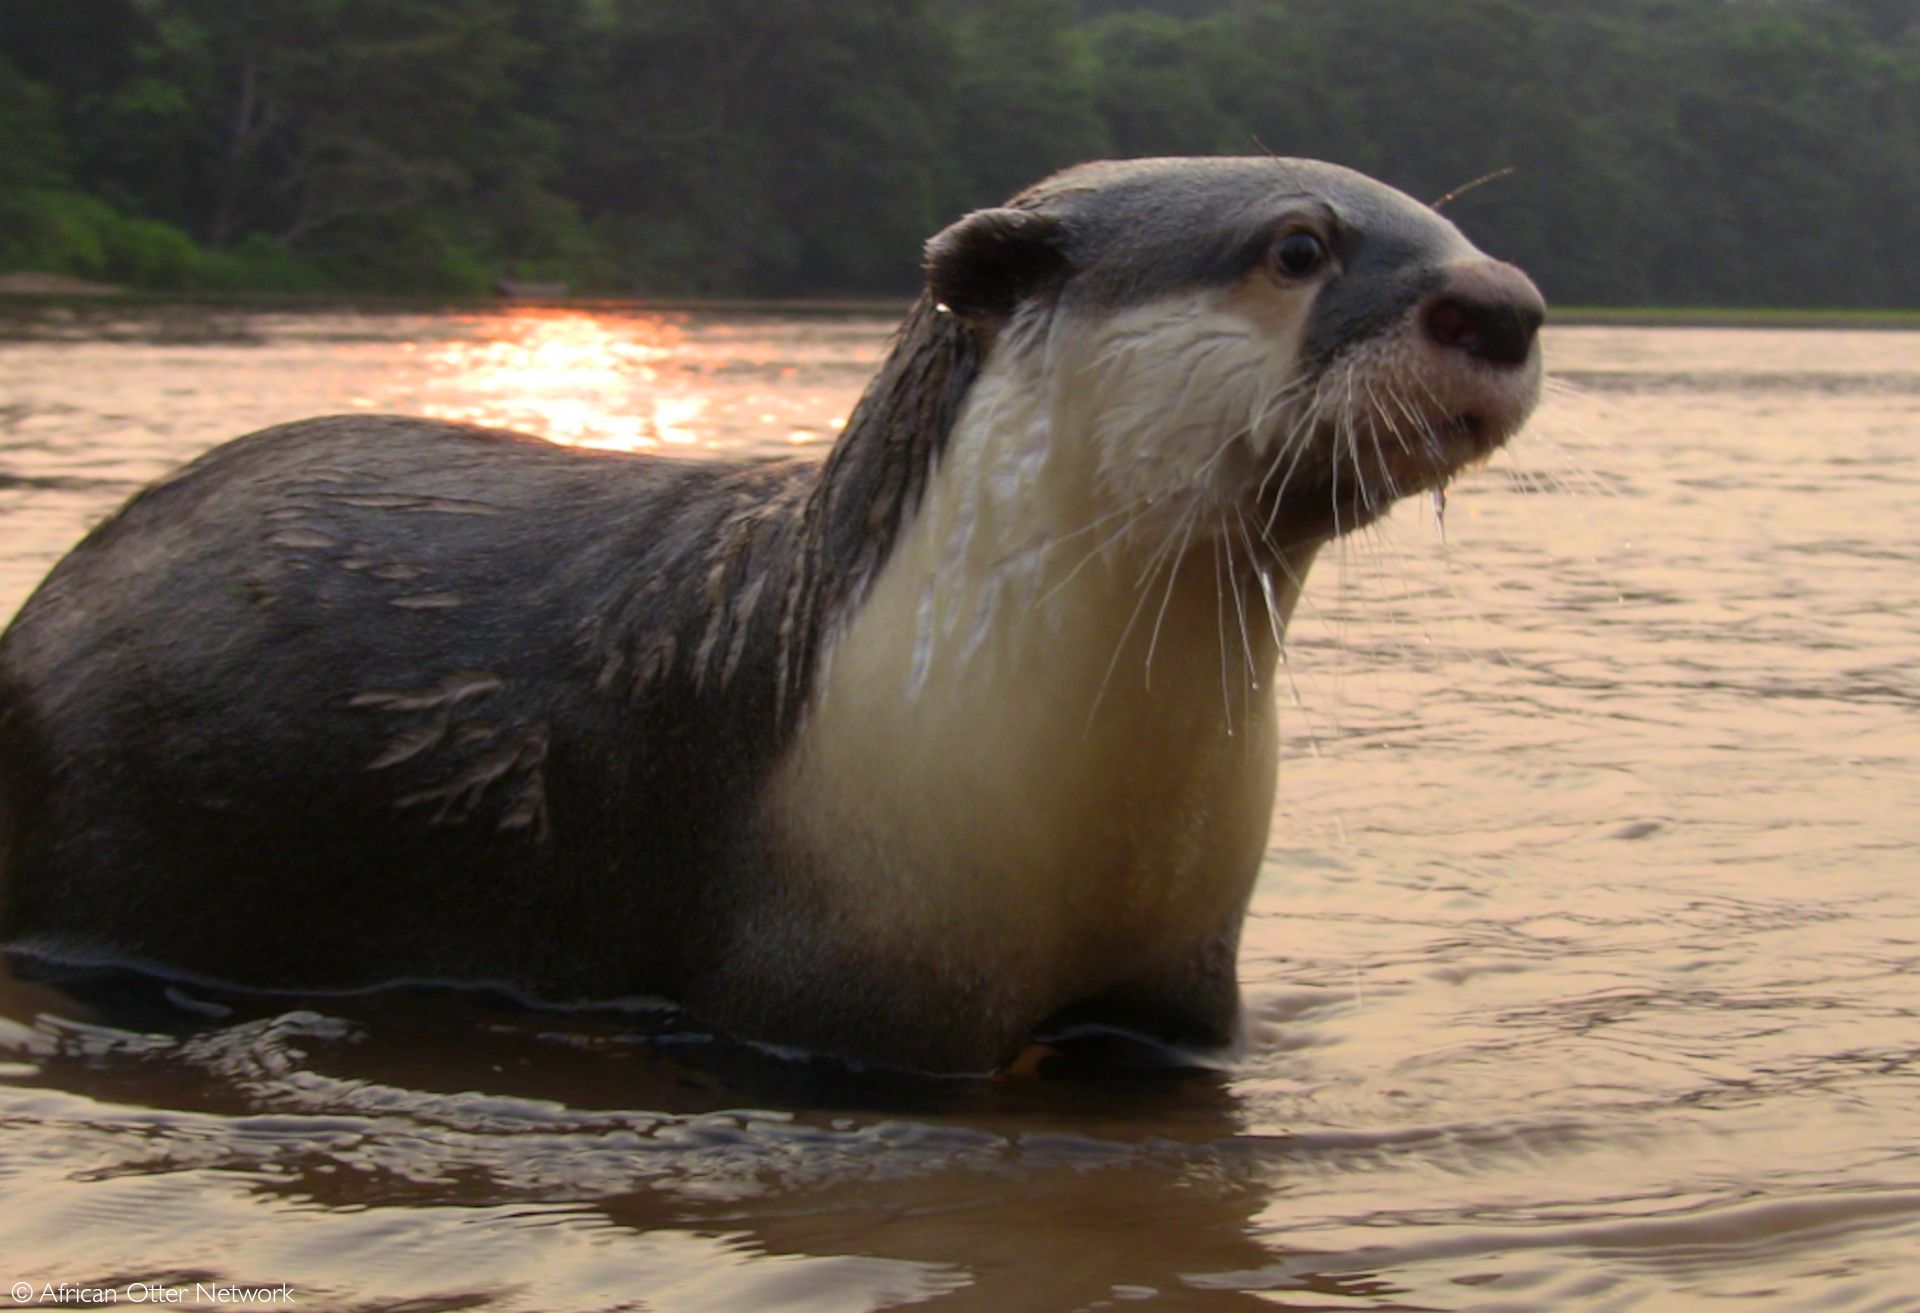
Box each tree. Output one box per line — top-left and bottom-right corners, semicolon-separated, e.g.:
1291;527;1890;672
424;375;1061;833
1;0;1913;305
941;0;1111;208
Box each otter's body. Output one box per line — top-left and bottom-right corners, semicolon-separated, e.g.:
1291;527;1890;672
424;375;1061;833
0;159;1543;1071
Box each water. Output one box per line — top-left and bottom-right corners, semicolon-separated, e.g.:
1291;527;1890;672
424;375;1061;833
1;301;1916;1311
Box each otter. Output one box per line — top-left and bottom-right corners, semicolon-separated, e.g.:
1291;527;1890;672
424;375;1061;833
0;158;1543;1073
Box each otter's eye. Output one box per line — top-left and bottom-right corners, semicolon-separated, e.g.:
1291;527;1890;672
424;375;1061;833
1271;230;1329;280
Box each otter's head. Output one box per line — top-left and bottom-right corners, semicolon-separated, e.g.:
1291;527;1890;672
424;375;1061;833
923;156;1544;555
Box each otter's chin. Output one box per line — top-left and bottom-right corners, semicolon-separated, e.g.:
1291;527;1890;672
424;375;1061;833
1238;399;1534;555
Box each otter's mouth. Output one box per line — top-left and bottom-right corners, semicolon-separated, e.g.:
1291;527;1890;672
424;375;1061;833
1242;408;1511;555
1434;411;1488;449
1394;409;1505;468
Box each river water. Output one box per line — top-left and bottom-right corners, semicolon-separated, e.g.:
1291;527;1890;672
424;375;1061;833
0;301;1915;1311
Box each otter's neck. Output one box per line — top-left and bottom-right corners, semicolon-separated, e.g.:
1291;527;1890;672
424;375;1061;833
824;308;1310;715
766;319;1309;996
775;298;981;724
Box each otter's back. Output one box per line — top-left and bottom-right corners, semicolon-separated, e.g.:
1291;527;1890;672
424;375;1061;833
0;416;809;997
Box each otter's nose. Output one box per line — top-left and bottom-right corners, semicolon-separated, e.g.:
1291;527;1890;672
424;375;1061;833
1422;261;1545;369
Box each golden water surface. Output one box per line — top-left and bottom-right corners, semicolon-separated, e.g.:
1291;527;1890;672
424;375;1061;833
0;302;1916;1311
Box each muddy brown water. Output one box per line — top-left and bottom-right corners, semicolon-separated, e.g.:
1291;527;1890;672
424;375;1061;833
0;302;1916;1312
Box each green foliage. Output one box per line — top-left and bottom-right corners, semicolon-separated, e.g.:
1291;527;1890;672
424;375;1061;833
0;190;197;284
98;214;203;289
307;210;499;296
0;191;114;278
0;188;322;291
944;0;1111;206
0;0;1913;306
1086;12;1240;157
193;235;334;294
555;1;952;293
0;55;70;189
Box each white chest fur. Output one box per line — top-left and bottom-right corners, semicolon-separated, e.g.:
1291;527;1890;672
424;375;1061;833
766;296;1313;1008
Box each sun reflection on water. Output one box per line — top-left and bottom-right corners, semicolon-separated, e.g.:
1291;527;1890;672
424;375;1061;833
417;309;708;451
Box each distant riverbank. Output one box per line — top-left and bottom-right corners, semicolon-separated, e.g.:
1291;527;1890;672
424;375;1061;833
3;281;1916;332
1552;306;1920;330
0;272;124;296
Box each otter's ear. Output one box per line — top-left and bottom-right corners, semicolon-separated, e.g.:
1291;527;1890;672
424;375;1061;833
924;207;1067;323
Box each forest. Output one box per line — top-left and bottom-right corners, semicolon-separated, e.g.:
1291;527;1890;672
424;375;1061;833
1;0;1914;308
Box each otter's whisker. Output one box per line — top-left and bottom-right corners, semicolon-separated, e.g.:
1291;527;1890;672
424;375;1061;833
1142;505;1201;690
1255;399;1318;510
1035;489;1183;610
1085;504;1193;730
1328;405;1349;542
1222;510;1258;704
1359;381;1402;504
1233;509;1284;651
1248;372;1313;444
1211;530;1235;735
1383;383;1430;462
